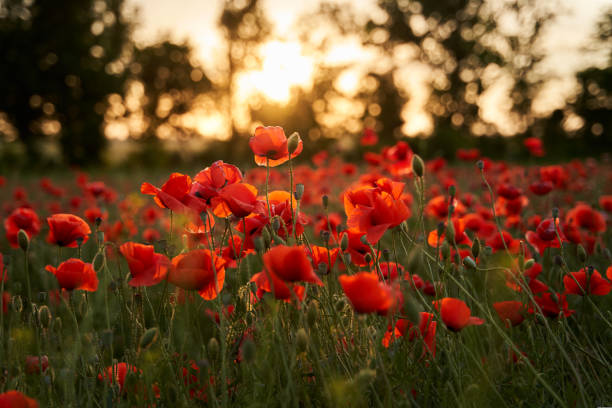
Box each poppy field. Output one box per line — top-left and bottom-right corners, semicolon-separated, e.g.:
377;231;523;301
1;126;611;407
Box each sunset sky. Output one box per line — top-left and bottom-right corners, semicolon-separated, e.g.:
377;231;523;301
123;0;611;139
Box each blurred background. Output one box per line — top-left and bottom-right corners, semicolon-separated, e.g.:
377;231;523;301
0;0;610;169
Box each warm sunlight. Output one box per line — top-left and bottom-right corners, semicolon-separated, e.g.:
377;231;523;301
240;41;314;104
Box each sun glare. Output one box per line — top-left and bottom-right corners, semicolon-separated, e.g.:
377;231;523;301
241;41;314;104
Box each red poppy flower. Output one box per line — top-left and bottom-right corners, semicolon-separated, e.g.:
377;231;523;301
565;203;605;234
25;355;49;374
427;218;471;248
344;186;410;244
525;218;565;255
169;250;226;300
141;173;205;214
45;259;98;292
84;207;107;225
217;183;258;218
339;230;372;267
600;195;612;213
563;268;611;296
47;213;91;247
530;292;574;318
142;228;161;243
433;297;484;332
98;363;139;394
192;160;243;217
0;254;6;283
249;270;305;302
493;301;526;327
529;180;553;196
524;137;544;156
4;207;41;248
119;242;170;287
382;312;437;357
0;390;38;408
486;230;520;253
307;246;339;274
424;196;465;220
258;190;307;240
263;245;322;285
221;236;252;268
339;272;395;315
456;148;480;161
361;128;378;146
249;126;302;167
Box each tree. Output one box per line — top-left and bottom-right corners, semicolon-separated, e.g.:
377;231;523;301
0;0;131;165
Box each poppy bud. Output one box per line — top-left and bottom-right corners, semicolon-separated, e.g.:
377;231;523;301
38;305;52;329
321;230;330;244
272;234;286;246
448;185;456;199
463;256;477;270
317;262;327;275
97;231;104;243
403;296;421;325
524;258;535;269
476;160;484;170
340;234;349;251
335;298;345;312
577;244;587;263
471;238;480;259
551;207;559;219
360;235;369;246
271;217;281;233
295;328;308;353
436;222;445;238
75;237;84;247
412;155;424;177
441;242;450;260
207;338;219;360
322;195;329;209
306;302;319;327
95;217;102;228
604;248;612;261
294;183;304;201
139;327;159;351
18;229;29;251
261;228;271;247
336;224;346;234
364;253;372;264
343;253;352;265
241;338;256;364
254;236;265;254
287;132;301;155
445;223;456;245
200;211;208;225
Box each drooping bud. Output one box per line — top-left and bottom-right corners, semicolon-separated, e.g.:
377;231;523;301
271;217;281;233
577;244;587;263
295;328;309;353
463;256;477;270
287;132;301;155
340;234;349;251
364;253;372;264
445;222;456;245
294;183;304;201
471;237;480;259
139;327;159;351
412;154;425;177
18;229;29;251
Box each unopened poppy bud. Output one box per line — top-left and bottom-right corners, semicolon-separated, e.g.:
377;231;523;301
75;237;84;247
18;229;29;251
471;237;480;259
97;231;104;243
360;235;369;246
322;195;329;209
343;253;352;265
75;294;87;319
340;234;349;251
441;242;450;260
524;258;535;269
306;303;319;327
364;253;372;264
382;249;391;263
321;230;330;244
448;185;456;199
336;224;346;234
95;217;102;228
476;160;484;170
271;217;281;232
445;223;455;244
317;262;327;275
577;244;587;263
139;327;159;350
403;296;421;325
551;207;559;219
412;154;425;177
200;211;208;225
207;338;219;360
253;236;265;254
11;295;23;313
241;339;256;364
463;256;477;270
334;298;345;312
294;183;304;201
38;305;52;329
296;328;309;353
261;228;271;246
287;132;301;155
436;222;445;238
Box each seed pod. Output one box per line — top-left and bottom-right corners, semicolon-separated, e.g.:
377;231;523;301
207;338;219;360
18;229;29;251
139;327;159;350
463;256;477;270
321;195;329;209
296;328;309;353
412;155;425;177
340;234;349;251
38;305;52;329
287;132;301;155
241;339;256;364
471;237;480;259
294;183;304;201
